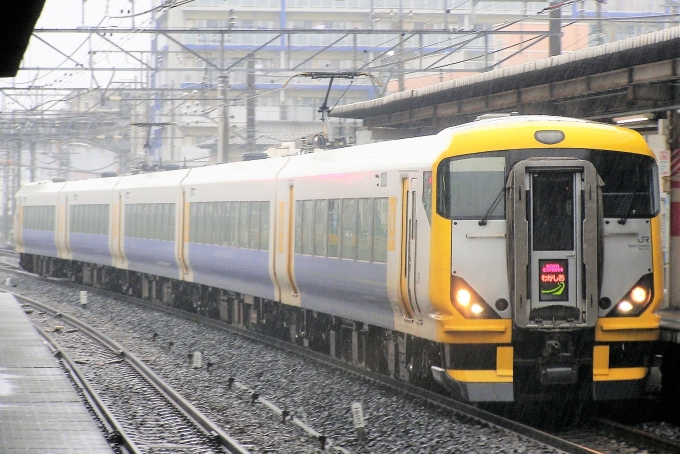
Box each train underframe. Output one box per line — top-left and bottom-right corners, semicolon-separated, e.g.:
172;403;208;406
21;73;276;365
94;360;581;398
21;253;655;402
20;254;441;387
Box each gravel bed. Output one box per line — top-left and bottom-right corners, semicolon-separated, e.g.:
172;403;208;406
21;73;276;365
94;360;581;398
7;271;563;453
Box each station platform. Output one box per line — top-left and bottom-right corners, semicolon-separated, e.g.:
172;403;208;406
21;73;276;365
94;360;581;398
0;292;113;453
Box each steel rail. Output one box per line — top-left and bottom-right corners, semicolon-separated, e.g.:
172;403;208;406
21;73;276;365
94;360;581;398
35;325;143;454
595;417;680;453
14;291;251;454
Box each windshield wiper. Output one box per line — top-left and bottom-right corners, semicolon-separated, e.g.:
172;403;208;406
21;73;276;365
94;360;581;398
617;178;641;225
478;187;505;226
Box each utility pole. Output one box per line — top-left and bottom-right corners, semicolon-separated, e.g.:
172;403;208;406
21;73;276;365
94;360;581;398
398;0;405;92
549;1;561;57
29;141;36;182
246;58;256;154
595;0;604;46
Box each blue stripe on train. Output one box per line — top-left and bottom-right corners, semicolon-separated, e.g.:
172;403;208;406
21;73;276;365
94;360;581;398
69;233;112;266
188;244;275;301
125;238;180;279
22;230;58;258
294;255;392;329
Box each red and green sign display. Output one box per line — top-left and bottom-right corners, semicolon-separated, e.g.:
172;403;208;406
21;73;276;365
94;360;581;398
539;259;568;302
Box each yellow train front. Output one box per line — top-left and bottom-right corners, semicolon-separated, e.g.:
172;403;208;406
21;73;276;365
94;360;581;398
428;117;663;402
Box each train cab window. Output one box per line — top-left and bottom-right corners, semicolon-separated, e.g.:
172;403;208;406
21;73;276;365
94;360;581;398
438;156;506;220
591;152;660;219
250;201;261;250
302;200;314;255
373;197;389;263
314;200;327;256
357;198;373;262
260;202;270;250
239;202;250;248
341;198;357;259
327;199;341;258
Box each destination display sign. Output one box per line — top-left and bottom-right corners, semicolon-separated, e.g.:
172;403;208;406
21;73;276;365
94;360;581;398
539;259;568;302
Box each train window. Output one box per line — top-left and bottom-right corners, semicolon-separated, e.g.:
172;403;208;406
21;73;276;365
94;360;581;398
250;201;261;250
160;204;169;240
196;203;206;243
221;202;231;246
295;201;302;254
327;199;340;258
82;205;91;234
314;200;327;256
211;202;221;245
202;202;210;243
203;202;210;243
303;200;314;255
373;198;388;263
591;152;660;219
230;202;240;247
438;156;506;220
357;198;373;262
153;204;161;240
239;201;250;248
132;204;140;238
189;203;197;242
168;204;176;240
423;171;432;225
341;198;357;260
260;201;270;250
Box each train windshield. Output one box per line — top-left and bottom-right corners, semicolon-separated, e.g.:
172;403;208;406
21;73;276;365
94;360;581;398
437;149;660;220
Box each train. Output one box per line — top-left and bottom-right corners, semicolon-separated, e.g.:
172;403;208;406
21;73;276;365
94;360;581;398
15;115;663;402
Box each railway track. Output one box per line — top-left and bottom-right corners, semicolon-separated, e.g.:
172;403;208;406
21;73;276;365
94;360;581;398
19;293;249;454
555;417;680;454
8;263;680;453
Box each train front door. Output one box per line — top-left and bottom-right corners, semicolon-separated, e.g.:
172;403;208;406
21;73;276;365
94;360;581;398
508;159;600;329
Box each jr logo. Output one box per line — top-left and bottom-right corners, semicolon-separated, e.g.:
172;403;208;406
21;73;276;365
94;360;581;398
638;236;650;244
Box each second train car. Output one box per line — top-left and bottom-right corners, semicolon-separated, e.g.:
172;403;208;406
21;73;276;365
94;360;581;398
15;115;663;402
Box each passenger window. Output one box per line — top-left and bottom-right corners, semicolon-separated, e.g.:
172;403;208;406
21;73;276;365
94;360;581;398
314;200;327;256
195;203;205;243
220;202;230;246
295;201;302;254
341;199;357;259
327;199;340;258
303;200;314;255
260;202;270;250
168;204;176;240
239;201;249;248
204;202;213;244
249;201;261;250
230;202;240;247
373;198;388;263
212;202;221;245
357;198;373;261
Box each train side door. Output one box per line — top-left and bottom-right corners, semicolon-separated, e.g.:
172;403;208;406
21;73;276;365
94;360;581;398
399;175;422;322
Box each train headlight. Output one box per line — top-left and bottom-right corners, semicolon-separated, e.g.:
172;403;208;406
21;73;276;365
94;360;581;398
455;289;471;307
606;273;654;318
630;287;648;304
450;275;500;319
